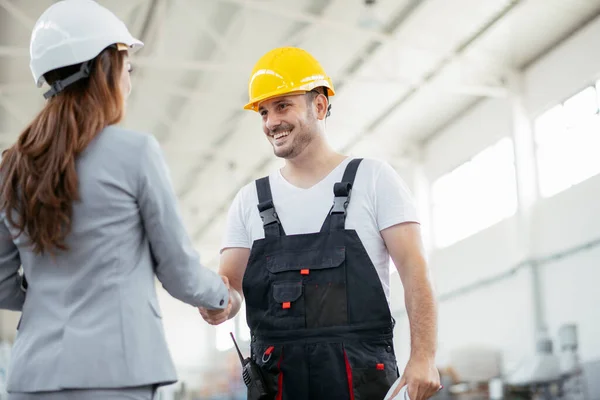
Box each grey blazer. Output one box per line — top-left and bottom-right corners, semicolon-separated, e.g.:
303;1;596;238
0;126;229;393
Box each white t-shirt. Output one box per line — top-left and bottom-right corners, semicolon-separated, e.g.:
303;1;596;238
220;157;420;303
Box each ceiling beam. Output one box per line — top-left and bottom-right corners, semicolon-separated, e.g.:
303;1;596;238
133;56;247;72
356;0;523;145
137;0;162;46
214;0;428;51
181;4;233;56
0;0;35;30
0;83;35;94
283;0;339;46
0;46;28;57
199;23;231;55
147;82;243;111
0;92;30;126
134;1;249;148
447;84;508;98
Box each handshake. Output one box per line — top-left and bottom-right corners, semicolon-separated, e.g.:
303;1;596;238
199;275;234;325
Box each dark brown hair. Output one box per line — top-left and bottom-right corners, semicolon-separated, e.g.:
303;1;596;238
0;46;126;255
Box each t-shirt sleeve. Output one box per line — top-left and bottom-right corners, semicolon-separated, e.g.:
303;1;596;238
220;187;252;252
374;161;420;231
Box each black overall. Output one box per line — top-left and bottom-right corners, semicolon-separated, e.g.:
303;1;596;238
242;159;399;400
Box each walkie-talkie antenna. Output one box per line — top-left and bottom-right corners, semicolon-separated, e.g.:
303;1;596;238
230;332;246;365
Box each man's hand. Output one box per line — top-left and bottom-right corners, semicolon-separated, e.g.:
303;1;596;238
198;276;233;325
382;223;440;399
390;357;441;400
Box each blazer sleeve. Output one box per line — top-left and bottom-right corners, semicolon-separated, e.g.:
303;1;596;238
137;135;228;310
0;220;25;311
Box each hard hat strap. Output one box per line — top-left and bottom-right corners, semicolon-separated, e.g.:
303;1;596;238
321;89;332;118
43;60;92;100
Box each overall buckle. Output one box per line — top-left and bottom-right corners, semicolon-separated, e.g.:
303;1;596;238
331;182;352;215
258;200;280;226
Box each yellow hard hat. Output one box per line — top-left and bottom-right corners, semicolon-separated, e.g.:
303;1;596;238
244;47;335;112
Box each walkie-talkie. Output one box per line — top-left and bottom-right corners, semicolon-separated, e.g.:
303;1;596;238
230;332;272;400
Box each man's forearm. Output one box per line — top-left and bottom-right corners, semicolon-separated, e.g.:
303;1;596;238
405;273;438;360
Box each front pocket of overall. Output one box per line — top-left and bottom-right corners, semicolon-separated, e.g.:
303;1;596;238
304;281;347;328
271;281;305;329
343;339;399;400
252;343;283;397
351;368;397;400
265;235;347;329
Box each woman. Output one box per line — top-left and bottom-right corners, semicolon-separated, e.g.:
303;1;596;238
0;1;229;399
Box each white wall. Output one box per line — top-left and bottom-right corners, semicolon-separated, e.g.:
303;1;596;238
534;175;600;362
390;13;600;377
423;98;512;182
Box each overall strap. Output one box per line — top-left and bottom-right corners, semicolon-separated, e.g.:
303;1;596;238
256;176;285;238
321;158;363;232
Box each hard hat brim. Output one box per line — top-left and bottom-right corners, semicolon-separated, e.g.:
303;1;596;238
244;85;335;112
243;89;307;111
33;37;144;88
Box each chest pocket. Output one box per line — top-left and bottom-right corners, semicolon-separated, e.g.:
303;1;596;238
266;243;348;329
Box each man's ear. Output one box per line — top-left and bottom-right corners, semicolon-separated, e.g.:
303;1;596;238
315;93;329;120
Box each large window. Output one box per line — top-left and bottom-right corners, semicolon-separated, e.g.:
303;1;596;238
215;318;236;352
215;303;251;352
534;83;600;198
431;137;518;248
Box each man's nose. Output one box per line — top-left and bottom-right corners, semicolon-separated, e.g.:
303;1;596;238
265;114;282;132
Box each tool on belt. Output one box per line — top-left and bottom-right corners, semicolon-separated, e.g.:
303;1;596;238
230;332;272;400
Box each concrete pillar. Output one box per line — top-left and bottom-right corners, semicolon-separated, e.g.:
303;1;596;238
507;71;545;342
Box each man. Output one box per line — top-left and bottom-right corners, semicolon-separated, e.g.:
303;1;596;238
200;47;440;400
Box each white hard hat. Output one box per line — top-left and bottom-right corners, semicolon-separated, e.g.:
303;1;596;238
29;0;144;88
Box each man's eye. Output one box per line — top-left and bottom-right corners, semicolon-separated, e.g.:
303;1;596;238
278;103;288;110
